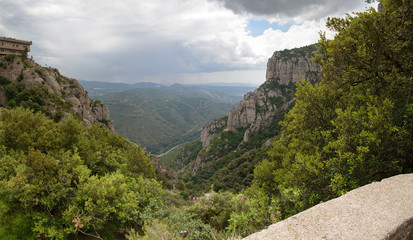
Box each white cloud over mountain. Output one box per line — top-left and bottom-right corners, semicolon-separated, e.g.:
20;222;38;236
0;0;374;85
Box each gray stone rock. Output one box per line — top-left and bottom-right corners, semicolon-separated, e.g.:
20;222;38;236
0;56;114;132
244;174;413;240
200;117;227;148
266;52;321;84
225;48;322;144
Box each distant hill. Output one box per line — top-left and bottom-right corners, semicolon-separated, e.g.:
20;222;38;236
96;84;254;154
78;80;164;97
79;80;256;98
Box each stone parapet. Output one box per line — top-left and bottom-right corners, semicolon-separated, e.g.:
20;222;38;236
244;174;413;240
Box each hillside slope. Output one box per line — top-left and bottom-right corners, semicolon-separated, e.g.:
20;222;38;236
97;85;245;154
170;44;322;192
0;55;114;131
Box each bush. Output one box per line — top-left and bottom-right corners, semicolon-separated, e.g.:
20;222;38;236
0;108;160;239
4;54;16;62
0;76;10;85
4;82;25;100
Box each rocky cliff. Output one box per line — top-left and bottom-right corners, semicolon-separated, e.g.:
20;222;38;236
265;47;322;85
200;116;227;148
0;55;114;131
201;44;322;146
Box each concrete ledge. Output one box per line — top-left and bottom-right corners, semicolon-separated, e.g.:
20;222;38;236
244;174;413;240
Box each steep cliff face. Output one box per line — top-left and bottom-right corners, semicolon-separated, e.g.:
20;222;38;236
0;55;114;131
200;116;227;148
226;84;288;142
265;49;322;85
225;44;322;144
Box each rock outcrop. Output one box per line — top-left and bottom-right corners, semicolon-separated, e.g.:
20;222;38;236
0;55;114;131
225;44;322;143
244;174;413;240
200;117;227;148
265;49;321;85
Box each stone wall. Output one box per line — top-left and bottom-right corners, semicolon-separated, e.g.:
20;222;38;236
244;174;413;240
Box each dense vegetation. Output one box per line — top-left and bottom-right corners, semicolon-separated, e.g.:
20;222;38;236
0;108;158;239
250;0;412;223
3;82;72;121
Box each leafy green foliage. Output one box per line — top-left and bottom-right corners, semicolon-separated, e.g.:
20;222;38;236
252;0;413;221
0;108;159;239
278;44;317;60
4;83;72;121
4;82;25;100
136;191;237;240
227;188;280;237
186;191;236;231
0;76;10;85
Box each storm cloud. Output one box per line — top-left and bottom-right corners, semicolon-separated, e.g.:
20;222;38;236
209;0;362;20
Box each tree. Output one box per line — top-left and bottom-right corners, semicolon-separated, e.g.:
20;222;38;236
253;0;413;218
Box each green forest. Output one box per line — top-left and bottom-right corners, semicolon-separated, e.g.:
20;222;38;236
0;0;412;239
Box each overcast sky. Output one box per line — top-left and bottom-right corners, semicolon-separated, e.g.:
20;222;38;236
0;0;376;86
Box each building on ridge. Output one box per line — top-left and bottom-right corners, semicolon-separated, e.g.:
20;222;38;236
0;37;32;56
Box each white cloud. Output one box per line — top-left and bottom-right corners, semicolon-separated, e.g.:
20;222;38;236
0;0;372;84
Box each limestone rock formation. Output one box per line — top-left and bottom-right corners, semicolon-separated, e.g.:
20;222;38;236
0;55;114;131
226;86;289;142
266;50;321;85
225;45;322;144
200;117;227;148
244;174;413;240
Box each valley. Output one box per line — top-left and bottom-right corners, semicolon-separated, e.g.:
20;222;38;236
0;1;412;239
82;83;255;154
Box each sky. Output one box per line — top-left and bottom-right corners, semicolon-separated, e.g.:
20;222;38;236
0;0;377;86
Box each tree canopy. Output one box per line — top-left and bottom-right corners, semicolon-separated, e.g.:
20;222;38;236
251;0;413;218
0;107;160;239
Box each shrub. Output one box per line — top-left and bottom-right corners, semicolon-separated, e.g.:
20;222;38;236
0;108;160;239
0;76;10;85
